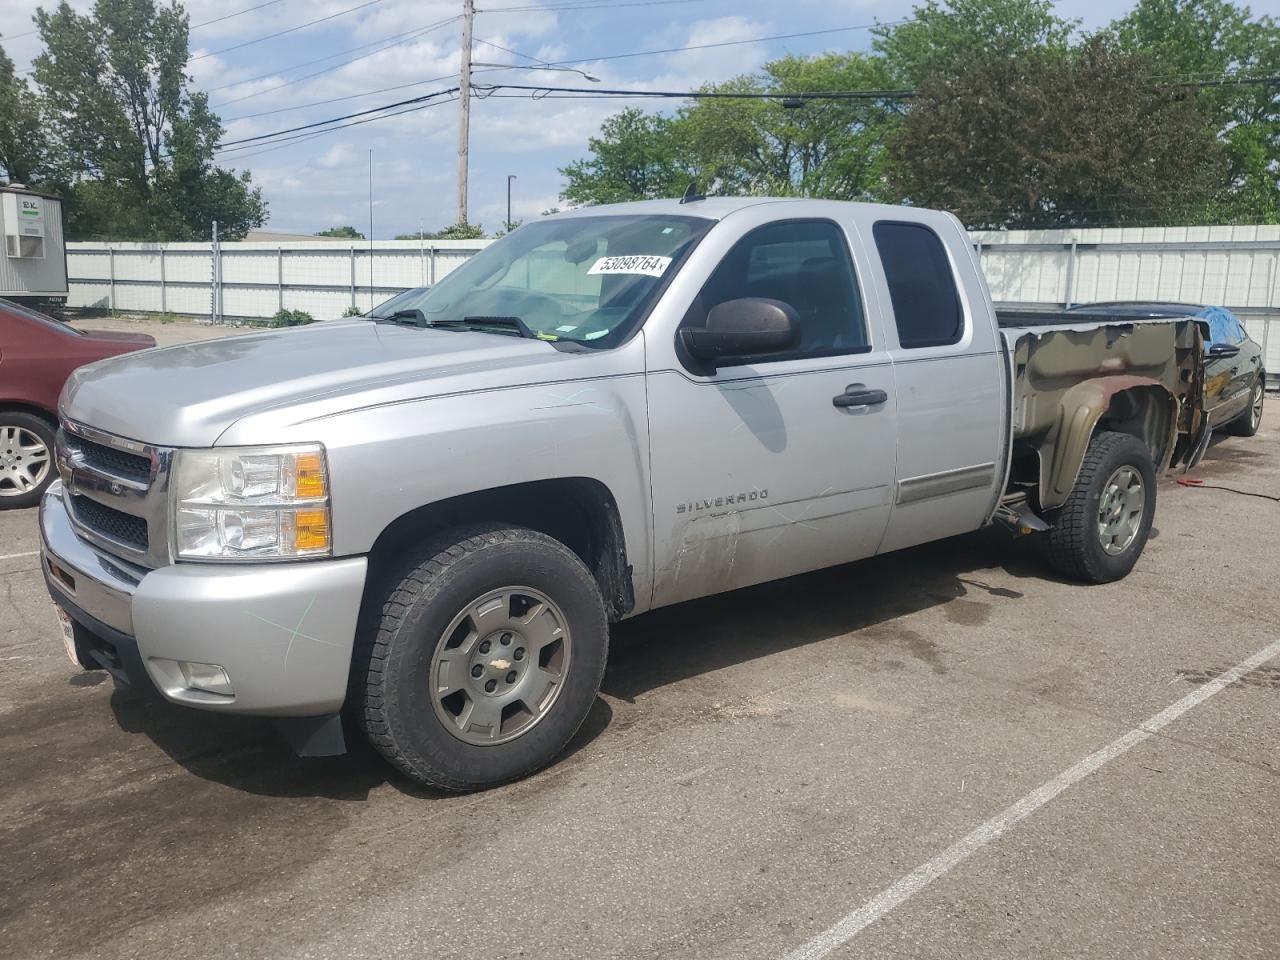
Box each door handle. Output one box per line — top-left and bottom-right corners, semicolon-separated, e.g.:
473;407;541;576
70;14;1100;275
833;385;888;408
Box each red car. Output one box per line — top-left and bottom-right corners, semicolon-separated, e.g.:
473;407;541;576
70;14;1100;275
0;298;155;509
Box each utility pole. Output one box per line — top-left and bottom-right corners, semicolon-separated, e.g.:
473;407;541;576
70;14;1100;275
368;147;374;304
507;174;516;232
456;0;474;227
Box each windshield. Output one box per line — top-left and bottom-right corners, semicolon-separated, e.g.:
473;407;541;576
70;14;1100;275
395;214;712;346
368;286;431;319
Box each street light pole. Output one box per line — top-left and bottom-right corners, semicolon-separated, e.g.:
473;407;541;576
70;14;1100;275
506;174;516;232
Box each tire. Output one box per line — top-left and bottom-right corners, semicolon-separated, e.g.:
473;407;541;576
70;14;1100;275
0;411;57;510
1223;373;1265;437
1043;430;1156;584
351;524;608;791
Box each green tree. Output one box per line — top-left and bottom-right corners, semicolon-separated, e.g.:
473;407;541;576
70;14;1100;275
316;225;365;238
1109;0;1280;221
559;108;693;205
886;38;1227;227
677;53;897;199
561;55;898;205
0;45;52;185
31;0;266;239
873;0;1077;84
431;222;486;239
395;223;486;239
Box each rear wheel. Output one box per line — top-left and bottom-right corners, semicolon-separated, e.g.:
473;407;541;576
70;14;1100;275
351;524;608;791
1224;373;1265;437
1043;431;1156;584
0;412;56;510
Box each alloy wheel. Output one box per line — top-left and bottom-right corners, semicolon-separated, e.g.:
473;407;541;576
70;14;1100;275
0;425;52;498
429;586;572;746
1097;465;1144;556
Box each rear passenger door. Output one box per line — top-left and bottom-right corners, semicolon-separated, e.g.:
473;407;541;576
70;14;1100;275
865;218;1007;554
645;217;898;608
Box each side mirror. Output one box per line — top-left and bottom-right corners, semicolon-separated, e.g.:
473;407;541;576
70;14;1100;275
681;298;799;369
1208;342;1240;359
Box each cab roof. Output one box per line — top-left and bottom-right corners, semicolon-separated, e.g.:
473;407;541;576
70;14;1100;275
549;196;941;222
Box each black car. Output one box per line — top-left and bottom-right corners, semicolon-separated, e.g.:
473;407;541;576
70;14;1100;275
1068;302;1266;437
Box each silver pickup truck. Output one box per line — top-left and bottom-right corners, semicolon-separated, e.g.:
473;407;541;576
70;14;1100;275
40;198;1208;790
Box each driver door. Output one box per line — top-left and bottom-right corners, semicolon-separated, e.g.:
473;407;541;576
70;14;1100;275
645;218;897;608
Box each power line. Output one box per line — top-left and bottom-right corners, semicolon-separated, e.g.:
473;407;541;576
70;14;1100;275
218;18;903;121
192;0;288;30
224;72;461;120
217;69;1280;153
216;94;459;158
211;81;905;158
545;20;911;68
206;16;458;99
189;0;385;63
218;87;461;149
480;0;710;10
473;82;917;100
220;95;461;161
475;36;551;67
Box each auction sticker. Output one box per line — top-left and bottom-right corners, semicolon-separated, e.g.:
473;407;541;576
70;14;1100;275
587;255;671;277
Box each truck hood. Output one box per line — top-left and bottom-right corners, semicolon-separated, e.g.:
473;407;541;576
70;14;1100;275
60;319;573;446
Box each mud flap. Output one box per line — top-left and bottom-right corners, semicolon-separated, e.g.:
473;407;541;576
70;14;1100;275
275;713;347;757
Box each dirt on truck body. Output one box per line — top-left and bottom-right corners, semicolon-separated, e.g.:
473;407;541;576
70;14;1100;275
999;312;1208;515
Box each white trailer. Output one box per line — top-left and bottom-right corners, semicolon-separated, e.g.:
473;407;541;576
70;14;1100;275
0;185;68;311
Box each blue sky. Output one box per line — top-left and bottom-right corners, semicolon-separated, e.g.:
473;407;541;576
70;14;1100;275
3;0;1279;237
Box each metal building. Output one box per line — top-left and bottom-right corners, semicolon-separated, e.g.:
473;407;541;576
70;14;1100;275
0;185;69;310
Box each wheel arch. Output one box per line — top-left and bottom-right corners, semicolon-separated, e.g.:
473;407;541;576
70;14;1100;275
0;401;58;425
363;477;635;622
1037;377;1178;511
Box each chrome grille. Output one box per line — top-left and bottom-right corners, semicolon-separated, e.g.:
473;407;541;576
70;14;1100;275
64;434;151;484
70;495;149;550
57;419;174;568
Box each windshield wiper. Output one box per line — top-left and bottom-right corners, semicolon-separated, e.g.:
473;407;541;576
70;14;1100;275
377;310;537;339
455;315;535;338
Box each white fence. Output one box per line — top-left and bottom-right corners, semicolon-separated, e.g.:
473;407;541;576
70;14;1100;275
66;223;1280;373
66;239;491;321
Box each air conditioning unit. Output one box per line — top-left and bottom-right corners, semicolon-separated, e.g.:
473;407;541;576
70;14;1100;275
2;191;46;259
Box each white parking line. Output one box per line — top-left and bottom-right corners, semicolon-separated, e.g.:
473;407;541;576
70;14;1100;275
0;551;39;561
783;636;1280;960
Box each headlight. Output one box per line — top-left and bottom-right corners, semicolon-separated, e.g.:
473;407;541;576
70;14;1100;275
173;444;331;560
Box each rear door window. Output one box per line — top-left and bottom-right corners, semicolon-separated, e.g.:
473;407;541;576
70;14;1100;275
872;222;964;349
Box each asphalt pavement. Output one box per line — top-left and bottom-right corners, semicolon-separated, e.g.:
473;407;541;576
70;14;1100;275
1;367;1276;959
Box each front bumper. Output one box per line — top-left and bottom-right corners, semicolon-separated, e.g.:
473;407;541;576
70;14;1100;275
40;481;368;716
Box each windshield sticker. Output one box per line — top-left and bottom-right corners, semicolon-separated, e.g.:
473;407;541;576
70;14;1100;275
587;255;672;277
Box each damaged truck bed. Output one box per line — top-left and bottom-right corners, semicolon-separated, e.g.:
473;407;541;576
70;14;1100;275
998;312;1208;526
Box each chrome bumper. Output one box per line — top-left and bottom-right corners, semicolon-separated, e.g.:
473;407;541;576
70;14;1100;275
40;481;368;716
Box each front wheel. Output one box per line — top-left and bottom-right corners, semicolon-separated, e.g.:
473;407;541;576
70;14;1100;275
1043;431;1157;584
351;524;608;791
1224;373;1265;437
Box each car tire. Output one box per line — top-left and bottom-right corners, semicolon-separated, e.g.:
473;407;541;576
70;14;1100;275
351;523;608;792
1043;430;1156;584
1223;373;1265;438
0;411;57;510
